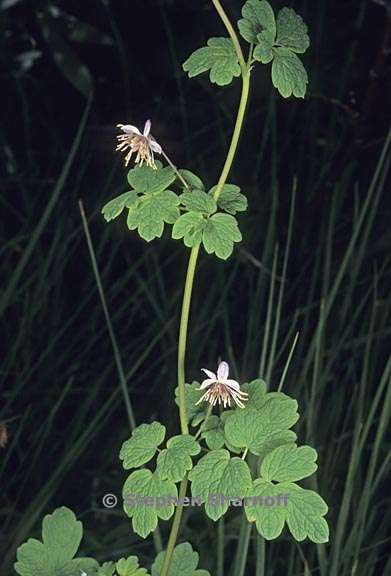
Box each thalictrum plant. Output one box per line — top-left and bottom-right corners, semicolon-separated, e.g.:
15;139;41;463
14;2;329;575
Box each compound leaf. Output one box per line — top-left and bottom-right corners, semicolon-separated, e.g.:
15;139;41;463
180;190;217;215
189;449;252;520
120;422;166;470
127;190;180;241
238;0;276;44
178;170;205;191
102;191;139;222
261;443;318;482
123;470;177;538
224;395;298;455
14;507;98;576
245;480;329;543
151;542;210;576
271;47;308;98
157;435;201;483
276;7;310;54
200;415;226;450
183;37;241;86
174;382;208;426
116;556;150;576
210;184;248;215
127;165;176;194
172;212;205;248
202;213;242;260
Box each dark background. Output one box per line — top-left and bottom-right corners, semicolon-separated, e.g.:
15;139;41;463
1;1;391;575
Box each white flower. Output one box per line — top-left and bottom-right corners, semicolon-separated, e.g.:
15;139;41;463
195;360;248;409
116;119;162;169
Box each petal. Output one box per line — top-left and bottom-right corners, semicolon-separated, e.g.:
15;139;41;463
149;139;162;154
143;119;151;136
118;124;141;135
199;378;216;390
225;379;241;392
201;368;216;380
217;361;229;381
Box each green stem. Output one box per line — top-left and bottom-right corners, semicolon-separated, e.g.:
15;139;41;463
177;245;200;434
217;516;225;576
159;478;188;576
210;0;246;71
161;3;252;573
213;70;250;202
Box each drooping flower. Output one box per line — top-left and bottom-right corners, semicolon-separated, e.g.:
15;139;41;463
116;119;162;169
195;361;248;409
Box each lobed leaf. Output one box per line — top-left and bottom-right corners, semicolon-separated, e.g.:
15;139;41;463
261;443;318;482
183;37;241;86
271;47;308;98
178;169;205;191
151;542;210;576
116;556;150;576
180;190;217;215
14;507;98;576
238;0;276;44
276;7;310;54
126;190;180;242
123;470;178;538
120;422;166;470
224;395;299;455
202;213;242;260
189;449;252;520
127;165;176;194
245;480;329;543
101;191;139;222
157;435;201;483
172;212;205;248
210;184;248;215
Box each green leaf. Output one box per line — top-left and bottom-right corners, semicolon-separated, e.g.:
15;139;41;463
127;165;176;194
253;29;275;64
97;563;116;576
120;422;166;470
175;382;208;426
123;470;177;538
200;415;225;450
210;184;248;215
180;190;217;214
14;507;98;576
183;37;241;86
244;480;286;539
102;191;139;222
116;556;150;576
178;170;205;191
240;379;267;408
202;213;242;260
284;483;329;543
238;0;276;44
261;443;318;482
276;7;310;54
151;542;210;576
245;480;329;543
127;190;180;242
271;47;308;98
157;435;201;482
189;449;252;520
172;212;205;248
224;395;298;455
256;430;298;461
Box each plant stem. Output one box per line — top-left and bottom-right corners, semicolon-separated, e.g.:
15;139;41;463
213;70;250;202
210;0;246;71
159;478;188;576
162;3;252;573
177;245;200;434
